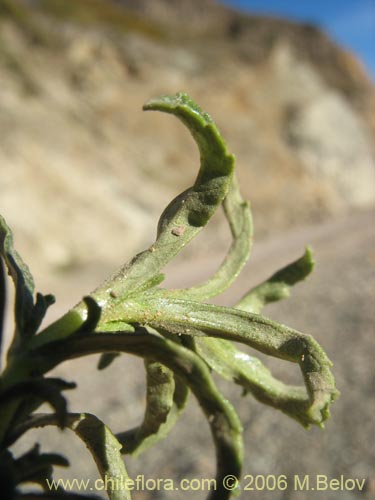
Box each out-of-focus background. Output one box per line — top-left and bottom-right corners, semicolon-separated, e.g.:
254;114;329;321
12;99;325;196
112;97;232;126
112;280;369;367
1;0;374;499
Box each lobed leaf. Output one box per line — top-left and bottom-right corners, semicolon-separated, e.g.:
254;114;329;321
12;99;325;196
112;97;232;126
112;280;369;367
12;443;69;489
8;413;131;500
0;214;35;342
0;378;76;431
0;215;55;353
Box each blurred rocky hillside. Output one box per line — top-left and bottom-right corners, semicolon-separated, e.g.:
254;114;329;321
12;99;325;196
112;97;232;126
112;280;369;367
0;0;374;279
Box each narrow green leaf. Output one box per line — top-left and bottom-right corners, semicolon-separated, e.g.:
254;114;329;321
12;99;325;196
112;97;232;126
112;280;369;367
136;360;175;439
237;247;314;313
69;413;131;500
171;175;253;300
193;337;311;426
97;352;121;370
0;257;6;364
117;362;189;456
26;293;56;337
0;214;35;340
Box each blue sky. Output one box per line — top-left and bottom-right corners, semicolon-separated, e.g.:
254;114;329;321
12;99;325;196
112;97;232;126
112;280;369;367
219;0;375;78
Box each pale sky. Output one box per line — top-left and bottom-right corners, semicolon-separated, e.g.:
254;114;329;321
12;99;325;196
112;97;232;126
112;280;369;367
219;0;375;78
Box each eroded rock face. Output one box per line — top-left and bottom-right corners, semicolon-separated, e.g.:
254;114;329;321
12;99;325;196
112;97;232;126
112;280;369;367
0;0;374;276
285;91;374;207
270;43;374;208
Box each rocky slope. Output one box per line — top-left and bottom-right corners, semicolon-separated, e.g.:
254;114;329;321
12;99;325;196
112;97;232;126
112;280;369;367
0;0;374;279
1;2;374;498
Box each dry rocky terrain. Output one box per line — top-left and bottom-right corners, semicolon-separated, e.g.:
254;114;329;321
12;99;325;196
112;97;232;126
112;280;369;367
0;0;374;275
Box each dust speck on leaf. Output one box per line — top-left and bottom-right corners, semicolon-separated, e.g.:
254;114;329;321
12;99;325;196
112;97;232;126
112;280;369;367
171;226;185;237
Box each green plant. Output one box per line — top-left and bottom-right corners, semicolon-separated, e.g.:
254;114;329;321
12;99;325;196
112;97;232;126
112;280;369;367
0;92;339;500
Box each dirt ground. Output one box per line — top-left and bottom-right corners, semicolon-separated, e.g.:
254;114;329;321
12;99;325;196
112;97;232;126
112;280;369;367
8;208;375;500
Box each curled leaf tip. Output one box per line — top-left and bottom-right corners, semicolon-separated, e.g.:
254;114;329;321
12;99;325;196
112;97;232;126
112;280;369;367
143;91;213;125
